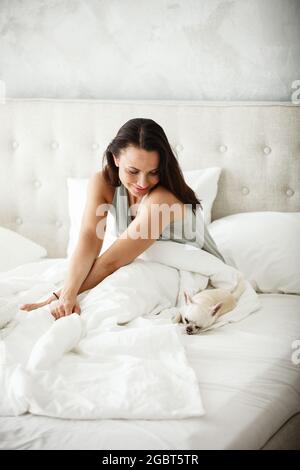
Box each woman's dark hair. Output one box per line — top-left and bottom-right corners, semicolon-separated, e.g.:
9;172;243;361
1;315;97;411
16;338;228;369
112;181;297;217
102;118;202;214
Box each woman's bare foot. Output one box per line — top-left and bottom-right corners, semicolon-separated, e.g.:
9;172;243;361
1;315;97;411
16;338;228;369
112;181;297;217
20;294;58;312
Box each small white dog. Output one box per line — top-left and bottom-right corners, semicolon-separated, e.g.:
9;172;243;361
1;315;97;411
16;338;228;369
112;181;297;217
173;278;246;334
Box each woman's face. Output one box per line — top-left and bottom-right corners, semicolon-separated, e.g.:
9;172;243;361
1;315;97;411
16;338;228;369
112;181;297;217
113;145;160;198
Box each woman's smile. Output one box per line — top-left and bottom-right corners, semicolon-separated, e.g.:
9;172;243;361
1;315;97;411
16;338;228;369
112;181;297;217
134;185;149;193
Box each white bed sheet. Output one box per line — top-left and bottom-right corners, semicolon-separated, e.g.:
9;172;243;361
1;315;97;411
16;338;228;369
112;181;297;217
0;259;299;450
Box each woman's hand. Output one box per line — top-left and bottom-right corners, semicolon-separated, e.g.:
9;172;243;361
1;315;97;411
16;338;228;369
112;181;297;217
50;290;81;320
20;288;81;320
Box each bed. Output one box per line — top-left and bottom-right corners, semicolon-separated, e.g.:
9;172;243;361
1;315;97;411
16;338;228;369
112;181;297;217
0;99;299;450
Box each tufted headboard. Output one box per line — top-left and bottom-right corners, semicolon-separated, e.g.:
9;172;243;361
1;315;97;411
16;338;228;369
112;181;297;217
0;99;299;258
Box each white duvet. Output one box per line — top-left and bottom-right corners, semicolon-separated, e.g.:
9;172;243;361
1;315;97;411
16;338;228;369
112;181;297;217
0;241;260;420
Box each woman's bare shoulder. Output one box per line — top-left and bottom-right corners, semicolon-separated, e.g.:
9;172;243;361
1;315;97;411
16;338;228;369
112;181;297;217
144;184;185;222
146;184;183;206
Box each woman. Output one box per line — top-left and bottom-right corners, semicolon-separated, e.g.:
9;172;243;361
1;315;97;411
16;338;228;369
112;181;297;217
20;118;224;319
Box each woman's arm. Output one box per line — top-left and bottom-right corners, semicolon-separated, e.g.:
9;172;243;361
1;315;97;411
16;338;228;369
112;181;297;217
75;186;185;294
53;172;111;318
61;232;103;296
21;171;110;318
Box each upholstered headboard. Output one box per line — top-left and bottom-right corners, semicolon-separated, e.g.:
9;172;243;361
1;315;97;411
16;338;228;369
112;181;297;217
0;99;299;257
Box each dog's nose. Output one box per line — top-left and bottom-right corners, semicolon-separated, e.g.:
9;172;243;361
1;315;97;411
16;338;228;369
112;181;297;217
186;326;193;335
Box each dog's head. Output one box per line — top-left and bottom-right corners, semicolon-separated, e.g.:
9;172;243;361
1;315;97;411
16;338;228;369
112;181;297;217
173;291;223;334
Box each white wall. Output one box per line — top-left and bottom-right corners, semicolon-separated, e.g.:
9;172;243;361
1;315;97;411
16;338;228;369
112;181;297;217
0;0;299;100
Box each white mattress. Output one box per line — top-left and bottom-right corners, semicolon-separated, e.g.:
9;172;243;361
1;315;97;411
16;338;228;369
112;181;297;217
0;259;300;450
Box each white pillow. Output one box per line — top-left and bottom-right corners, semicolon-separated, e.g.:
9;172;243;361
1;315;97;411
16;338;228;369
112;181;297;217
67;178;117;258
183;167;221;225
67;167;222;257
0;227;47;272
67;178;89;258
208;212;300;294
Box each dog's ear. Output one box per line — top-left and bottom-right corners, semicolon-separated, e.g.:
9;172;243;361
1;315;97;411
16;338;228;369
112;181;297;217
210;302;223;317
172;311;183;323
184;290;193;305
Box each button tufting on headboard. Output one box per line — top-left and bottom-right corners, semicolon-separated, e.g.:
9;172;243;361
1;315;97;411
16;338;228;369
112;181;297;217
242;187;250;195
286;188;294;197
51;141;59;150
175;143;184;153
33;180;41;188
1;99;299;257
11;140;19;150
263;146;272;154
219;145;227;153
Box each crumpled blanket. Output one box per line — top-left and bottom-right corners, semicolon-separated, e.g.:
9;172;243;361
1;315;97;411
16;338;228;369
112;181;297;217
0;241;261;419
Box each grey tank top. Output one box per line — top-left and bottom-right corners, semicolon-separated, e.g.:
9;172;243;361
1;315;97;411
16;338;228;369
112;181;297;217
110;183;225;262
